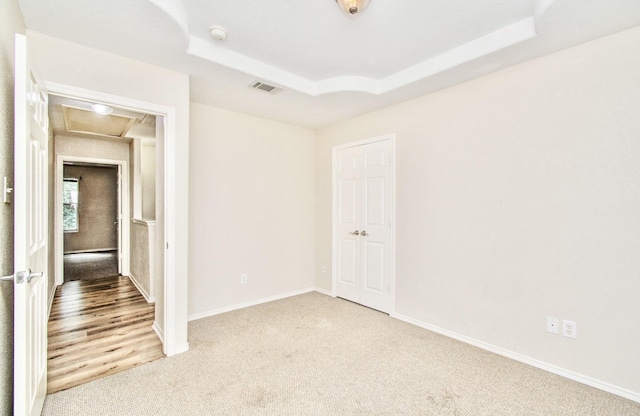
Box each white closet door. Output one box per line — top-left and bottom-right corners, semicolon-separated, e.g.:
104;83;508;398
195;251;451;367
335;139;393;313
335;146;361;304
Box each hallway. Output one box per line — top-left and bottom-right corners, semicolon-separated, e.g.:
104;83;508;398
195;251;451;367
47;276;163;393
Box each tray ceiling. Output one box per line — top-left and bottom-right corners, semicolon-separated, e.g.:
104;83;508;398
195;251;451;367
17;0;640;128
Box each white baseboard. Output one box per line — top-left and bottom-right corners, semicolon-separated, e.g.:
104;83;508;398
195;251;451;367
128;273;154;303
392;312;640;404
152;321;189;357
47;285;57;319
152;321;164;342
314;287;333;297
151;319;169;356
166;343;189;357
188;287;320;322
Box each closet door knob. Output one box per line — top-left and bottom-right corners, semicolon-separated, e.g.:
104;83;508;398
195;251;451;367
349;230;360;236
361;230;368;237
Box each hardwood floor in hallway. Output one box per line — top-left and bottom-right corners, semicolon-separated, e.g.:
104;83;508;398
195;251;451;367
47;276;164;394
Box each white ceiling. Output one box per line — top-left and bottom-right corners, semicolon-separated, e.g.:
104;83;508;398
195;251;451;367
17;0;640;128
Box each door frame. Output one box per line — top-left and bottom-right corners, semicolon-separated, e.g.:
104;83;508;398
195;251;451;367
331;133;397;315
43;81;185;356
55;157;129;285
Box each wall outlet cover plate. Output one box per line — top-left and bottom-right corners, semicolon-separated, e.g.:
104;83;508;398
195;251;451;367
562;319;577;339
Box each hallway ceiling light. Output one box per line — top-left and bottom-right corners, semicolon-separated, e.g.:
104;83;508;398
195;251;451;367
335;0;370;15
63;106;136;138
91;103;113;115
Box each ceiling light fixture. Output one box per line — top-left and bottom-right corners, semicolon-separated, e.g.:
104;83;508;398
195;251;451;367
335;0;370;15
91;103;113;115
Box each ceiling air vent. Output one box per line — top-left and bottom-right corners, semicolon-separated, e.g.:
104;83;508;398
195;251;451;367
249;81;282;95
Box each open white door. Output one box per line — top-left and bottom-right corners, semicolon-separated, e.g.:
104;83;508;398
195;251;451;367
13;33;49;416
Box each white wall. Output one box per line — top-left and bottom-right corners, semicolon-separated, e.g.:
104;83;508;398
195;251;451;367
188;103;315;318
316;27;640;398
29;31;190;355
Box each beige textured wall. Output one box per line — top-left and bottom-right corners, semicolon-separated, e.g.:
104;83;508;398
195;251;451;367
130;220;152;299
315;27;640;396
63;165;118;253
188;104;316;318
56;135;130;163
0;0;25;413
142;142;156;220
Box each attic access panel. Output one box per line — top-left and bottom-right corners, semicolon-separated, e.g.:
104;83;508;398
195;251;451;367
62;106;136;138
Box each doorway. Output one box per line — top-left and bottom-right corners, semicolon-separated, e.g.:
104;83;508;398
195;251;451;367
332;135;396;314
47;93;163;390
62;163;120;282
55;155;130;285
44;81;186;357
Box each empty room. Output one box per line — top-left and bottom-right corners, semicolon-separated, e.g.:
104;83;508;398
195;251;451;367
1;0;639;415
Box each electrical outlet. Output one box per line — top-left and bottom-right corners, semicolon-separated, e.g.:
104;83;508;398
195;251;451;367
240;274;248;284
562;320;577;339
546;317;559;334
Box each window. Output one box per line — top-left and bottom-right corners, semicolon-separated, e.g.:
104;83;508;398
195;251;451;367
63;178;79;232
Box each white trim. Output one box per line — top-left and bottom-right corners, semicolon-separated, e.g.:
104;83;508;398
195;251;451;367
167;342;190;357
47;285;56;319
45;81;186;356
152;321;164;344
188;288;318;322
131;218;156;226
162;106;180;356
129;273;154;303
55;155;130;285
392;312;640;404
331;134;397;315
314;287;332;297
186;17;536;97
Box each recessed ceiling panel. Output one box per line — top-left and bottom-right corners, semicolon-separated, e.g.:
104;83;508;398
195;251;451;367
62;106;136;138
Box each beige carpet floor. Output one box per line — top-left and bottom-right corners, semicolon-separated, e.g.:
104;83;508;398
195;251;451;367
42;292;640;415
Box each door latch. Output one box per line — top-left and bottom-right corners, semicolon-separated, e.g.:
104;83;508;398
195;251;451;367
3;177;12;204
0;269;43;284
